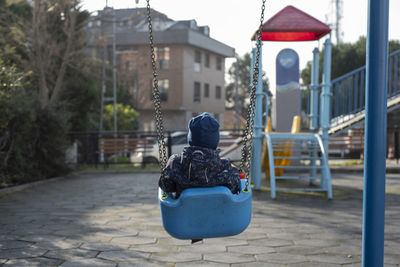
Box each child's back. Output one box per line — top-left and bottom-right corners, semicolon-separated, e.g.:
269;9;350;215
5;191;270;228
159;112;240;197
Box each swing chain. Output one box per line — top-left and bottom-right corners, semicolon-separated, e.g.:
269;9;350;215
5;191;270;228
146;0;168;172
240;0;266;189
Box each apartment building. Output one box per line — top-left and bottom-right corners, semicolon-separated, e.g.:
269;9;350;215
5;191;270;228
86;8;235;131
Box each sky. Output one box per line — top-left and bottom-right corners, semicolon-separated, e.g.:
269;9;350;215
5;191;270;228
82;0;400;90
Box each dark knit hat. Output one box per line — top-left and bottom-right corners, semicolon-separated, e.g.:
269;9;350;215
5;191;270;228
187;112;220;150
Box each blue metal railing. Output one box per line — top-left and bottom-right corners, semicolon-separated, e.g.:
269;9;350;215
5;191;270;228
304;49;400;130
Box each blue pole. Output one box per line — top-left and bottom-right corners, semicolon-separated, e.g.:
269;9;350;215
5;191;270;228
320;37;332;153
362;0;389;266
253;42;263;190
309;47;320;185
310;48;320;131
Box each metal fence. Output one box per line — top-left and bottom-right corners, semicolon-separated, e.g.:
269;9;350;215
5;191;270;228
303;49;400;130
68;130;245;167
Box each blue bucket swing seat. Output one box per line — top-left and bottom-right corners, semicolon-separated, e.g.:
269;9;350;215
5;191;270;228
158;179;252;240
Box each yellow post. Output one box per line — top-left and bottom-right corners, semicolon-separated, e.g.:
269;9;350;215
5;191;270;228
262;116;300;180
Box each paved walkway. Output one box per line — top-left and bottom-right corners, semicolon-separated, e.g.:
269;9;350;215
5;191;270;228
0;170;400;266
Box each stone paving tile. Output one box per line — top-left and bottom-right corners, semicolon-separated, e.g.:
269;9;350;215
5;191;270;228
65;234;113;243
294;238;341;247
2;257;63;266
203;238;248;246
175;261;229;266
230;228;268;240
18;234;66;243
288;262;340;267
110;236;156;245
0;240;33;249
256;252;308;264
34;240;82;250
0;235;21;242
60;258;117;267
44;248;99;261
248;238;293;247
0;247;47;259
268;232;309;240
179;243;227;253
274;245;325;255
324;244;362;256
94;229;139;238
150;252;202;263
129;243;179;253
384;253;400;265
204;252;256;264
307;254;361;265
97;250;150;262
118;260;169;266
227;245;274;254
137;230;171;239
157;237;190;246
80;242;128;251
308;232;357;241
232;263;286;267
385;244;400;254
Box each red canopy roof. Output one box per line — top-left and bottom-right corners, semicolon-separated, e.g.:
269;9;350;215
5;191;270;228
252;5;331;42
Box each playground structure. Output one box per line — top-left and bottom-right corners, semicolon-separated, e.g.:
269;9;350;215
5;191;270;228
250;4;400;200
248;1;389;266
250;6;333;199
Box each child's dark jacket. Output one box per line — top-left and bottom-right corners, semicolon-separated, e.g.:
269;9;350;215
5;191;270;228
159;146;240;197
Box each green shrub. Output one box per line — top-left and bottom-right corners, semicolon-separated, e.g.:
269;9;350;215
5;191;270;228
0;63;70;187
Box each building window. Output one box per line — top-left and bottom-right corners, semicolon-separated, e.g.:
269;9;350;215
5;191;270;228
194;82;201;103
205;53;210;68
204;83;209;98
124;59;134;71
194;50;201;72
151;79;169;102
215;85;221;99
216;56;222;70
155;47;170;70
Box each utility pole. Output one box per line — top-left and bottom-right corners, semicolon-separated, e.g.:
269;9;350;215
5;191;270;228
98;1;118;162
234;53;240;129
112;7;118;136
99;1;118;135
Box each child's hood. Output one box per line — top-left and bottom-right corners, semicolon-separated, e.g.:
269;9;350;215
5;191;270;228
181;146;221;167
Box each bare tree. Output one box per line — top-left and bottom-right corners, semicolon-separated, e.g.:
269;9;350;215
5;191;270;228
29;0;82;108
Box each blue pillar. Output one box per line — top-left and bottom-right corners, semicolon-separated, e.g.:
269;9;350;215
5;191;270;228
320;37;332;153
252;42;263;190
362;0;389;266
310;48;320;131
309;47;320;184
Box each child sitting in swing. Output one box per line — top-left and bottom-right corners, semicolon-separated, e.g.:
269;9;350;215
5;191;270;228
159;112;240;198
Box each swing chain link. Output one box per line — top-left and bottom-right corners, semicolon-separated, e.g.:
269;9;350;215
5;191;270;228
240;0;266;189
146;0;168;173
